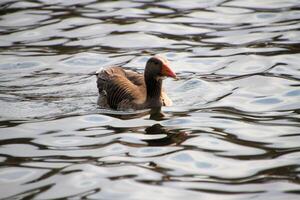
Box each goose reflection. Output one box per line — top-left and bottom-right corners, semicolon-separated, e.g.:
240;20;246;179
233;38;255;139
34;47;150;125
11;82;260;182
98;107;188;146
143;123;189;146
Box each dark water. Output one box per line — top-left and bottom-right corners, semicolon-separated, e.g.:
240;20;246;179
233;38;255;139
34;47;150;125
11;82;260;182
1;0;300;199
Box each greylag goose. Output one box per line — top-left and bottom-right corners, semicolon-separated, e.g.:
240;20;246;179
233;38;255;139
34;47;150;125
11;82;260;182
96;56;176;110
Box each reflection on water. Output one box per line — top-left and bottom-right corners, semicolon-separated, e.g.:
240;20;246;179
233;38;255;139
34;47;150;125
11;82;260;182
0;0;300;199
144;123;189;146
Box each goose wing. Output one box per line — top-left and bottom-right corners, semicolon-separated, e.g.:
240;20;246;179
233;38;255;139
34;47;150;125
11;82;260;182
97;67;146;109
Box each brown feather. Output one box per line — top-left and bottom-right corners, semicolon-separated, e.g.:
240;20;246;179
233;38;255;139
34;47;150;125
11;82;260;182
97;67;145;110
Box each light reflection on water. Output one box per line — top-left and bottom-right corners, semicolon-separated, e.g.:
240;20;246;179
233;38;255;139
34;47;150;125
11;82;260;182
0;0;300;199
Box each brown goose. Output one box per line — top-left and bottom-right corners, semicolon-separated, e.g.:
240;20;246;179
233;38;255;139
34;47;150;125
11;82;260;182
96;56;176;110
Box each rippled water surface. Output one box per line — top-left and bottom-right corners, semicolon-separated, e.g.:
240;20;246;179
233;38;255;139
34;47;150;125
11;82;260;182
1;0;300;199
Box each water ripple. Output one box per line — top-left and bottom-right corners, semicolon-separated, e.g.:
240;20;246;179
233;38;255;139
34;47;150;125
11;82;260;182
0;0;300;199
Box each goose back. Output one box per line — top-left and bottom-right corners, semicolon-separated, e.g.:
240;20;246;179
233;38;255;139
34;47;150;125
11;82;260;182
97;67;146;110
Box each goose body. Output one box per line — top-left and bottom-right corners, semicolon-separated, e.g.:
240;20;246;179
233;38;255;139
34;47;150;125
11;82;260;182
96;56;176;110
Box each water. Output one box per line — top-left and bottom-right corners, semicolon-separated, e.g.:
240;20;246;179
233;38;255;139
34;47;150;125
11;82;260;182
0;0;300;199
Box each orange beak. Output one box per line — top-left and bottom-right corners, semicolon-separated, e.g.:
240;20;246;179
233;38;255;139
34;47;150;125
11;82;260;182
161;63;176;78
